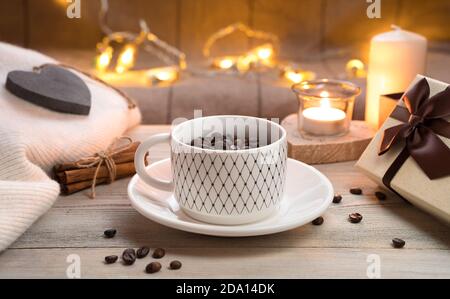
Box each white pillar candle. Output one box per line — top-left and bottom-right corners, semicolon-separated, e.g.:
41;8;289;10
365;26;427;128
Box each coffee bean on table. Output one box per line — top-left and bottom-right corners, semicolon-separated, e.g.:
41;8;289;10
350;188;363;195
170;260;182;270
312;217;324;226
375;191;387;201
146;262;162;274
104;255;118;264
136;246;150;259
152;248;166;259
392;238;406;248
122;248;136;265
333;195;343;204
348;213;363;223
103;229;117;239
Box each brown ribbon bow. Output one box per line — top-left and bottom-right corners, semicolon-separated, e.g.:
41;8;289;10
379;78;450;191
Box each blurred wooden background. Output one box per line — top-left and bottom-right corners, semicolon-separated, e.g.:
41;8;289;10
1;0;450;61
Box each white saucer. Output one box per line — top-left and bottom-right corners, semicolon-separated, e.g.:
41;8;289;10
128;158;334;237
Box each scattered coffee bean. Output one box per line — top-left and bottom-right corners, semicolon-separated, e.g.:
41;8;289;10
333;195;343;204
170;260;182;270
122;248;136;265
104;255;118;264
375;191;387;201
348;213;363;223
350;188;363;195
146;262;162;274
392;238;406;248
103;229;117;239
152;248;166;259
136;246;150;259
312;216;324;226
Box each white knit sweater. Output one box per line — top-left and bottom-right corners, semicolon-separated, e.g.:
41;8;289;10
0;43;141;251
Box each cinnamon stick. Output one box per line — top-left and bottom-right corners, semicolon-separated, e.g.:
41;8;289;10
61;174;129;195
54;142;140;172
56;162;136;185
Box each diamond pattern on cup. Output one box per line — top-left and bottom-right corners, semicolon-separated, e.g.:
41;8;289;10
171;141;287;216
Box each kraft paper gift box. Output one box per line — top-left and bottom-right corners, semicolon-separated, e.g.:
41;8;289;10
378;92;403;128
356;75;450;223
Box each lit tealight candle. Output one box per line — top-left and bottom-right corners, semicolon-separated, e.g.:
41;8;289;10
302;91;347;136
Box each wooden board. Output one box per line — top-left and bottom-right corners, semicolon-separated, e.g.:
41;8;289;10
27;0;102;49
0;125;449;278
322;0;399;60
252;0;322;60
282;114;375;164
2;1;450;60
1;247;449;279
0;0;26;46
170;75;260;121
178;0;251;62
397;0;450;43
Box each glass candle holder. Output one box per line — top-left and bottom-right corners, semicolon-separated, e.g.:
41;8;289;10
292;79;361;138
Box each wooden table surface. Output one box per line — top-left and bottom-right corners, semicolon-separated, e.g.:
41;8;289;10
1;125;449;279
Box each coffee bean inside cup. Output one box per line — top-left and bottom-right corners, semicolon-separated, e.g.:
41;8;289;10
190;134;260;150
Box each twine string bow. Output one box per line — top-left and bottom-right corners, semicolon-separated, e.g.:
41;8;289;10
378;78;450;190
75;137;134;198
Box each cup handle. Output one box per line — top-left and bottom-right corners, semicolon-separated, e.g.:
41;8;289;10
135;133;174;192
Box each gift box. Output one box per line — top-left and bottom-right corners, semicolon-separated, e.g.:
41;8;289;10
378;92;403;128
356;75;450;223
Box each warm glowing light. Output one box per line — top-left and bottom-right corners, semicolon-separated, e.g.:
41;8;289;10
285;71;304;84
116;65;126;74
257;47;273;60
116;45;136;73
154;70;176;81
302;91;346;122
147;67;179;84
319;91;333;109
212;56;238;70
320;98;332;109
239;43;275;68
54;0;67;6
320;91;330;98
96;47;113;72
250;43;274;65
209;43;276;73
284;69;316;84
236;55;255;72
120;46;135;65
346;59;366;78
218;58;235;69
303;98;346;122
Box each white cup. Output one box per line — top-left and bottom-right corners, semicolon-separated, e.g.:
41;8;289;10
135;116;287;225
